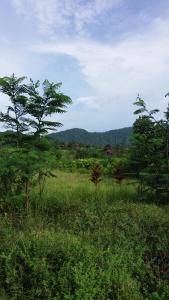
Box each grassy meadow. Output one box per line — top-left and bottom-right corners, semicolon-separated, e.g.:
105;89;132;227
0;170;168;299
0;39;169;300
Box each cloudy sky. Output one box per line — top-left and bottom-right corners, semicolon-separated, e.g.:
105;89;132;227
0;0;169;131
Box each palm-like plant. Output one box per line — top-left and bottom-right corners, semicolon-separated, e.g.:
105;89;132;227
0;74;28;145
25;79;72;137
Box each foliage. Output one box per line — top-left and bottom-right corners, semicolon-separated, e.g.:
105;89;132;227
74;146;102;159
0;74;169;299
90;164;102;186
0;171;168;299
49;127;133;146
54;156;130;182
25;79;72;137
0;147;46;209
0;74;72;209
0;74;28;146
130;95;169;198
113;162;126;185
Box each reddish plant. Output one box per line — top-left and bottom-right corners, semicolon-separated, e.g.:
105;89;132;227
113;164;125;185
90;164;102;186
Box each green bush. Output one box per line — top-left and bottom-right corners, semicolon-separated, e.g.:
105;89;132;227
0;231;143;299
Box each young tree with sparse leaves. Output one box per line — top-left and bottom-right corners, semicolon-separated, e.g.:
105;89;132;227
0;74;72;210
0;74;28;146
25;79;72;137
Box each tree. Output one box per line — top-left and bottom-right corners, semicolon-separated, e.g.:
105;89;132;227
25;79;72;137
130;115;155;175
0;74;28;146
0;74;72;210
130;95;169;198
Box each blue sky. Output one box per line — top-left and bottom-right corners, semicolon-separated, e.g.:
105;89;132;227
0;0;169;131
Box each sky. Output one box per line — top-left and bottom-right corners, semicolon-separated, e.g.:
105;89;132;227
0;0;169;132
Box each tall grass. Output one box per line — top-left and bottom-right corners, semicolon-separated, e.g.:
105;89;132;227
0;171;168;299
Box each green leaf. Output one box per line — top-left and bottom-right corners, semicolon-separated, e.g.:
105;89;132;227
134;108;146;115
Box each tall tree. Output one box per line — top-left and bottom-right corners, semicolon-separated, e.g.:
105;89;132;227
130;95;169;197
0;74;28;146
26;79;72;137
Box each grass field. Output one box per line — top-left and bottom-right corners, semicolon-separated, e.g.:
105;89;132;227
0;171;169;299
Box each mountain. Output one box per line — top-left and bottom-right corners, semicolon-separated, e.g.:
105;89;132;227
48;127;133;146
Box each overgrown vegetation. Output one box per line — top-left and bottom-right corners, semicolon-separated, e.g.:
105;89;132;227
0;74;168;299
130;94;169;199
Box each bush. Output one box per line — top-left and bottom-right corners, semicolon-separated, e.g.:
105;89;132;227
0;230;141;299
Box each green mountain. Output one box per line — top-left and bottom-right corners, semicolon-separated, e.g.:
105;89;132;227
48;127;133;146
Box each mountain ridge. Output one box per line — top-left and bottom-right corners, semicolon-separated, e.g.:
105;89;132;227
48;127;133;146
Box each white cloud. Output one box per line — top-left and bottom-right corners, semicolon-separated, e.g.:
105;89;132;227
76;96;99;109
34;16;169;115
12;0;122;35
9;0;169;130
0;44;26;111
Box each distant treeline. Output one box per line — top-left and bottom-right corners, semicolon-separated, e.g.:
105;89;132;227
48;127;133;146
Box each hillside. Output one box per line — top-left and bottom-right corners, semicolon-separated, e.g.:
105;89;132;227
48;127;133;146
